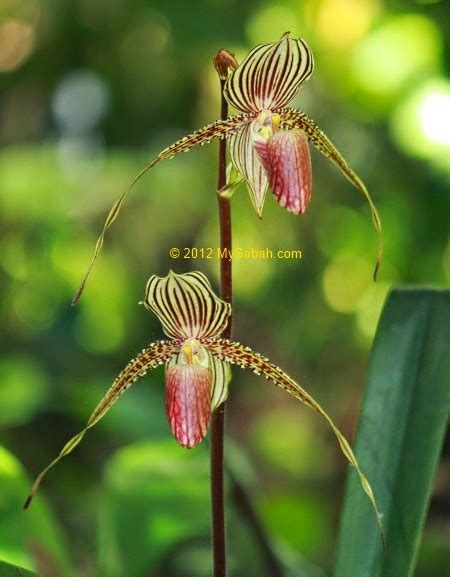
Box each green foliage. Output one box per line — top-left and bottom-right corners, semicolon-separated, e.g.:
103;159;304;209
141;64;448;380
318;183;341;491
0;560;38;577
0;445;71;576
334;288;450;577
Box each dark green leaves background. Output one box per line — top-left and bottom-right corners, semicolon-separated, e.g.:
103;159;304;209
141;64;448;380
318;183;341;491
0;0;449;575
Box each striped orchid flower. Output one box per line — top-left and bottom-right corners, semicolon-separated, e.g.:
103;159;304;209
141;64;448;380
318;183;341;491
73;32;381;304
25;271;383;541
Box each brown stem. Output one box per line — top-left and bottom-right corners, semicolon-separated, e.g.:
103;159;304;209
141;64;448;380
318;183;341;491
210;76;232;577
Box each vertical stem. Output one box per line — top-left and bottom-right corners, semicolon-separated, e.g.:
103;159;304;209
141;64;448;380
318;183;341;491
211;77;231;577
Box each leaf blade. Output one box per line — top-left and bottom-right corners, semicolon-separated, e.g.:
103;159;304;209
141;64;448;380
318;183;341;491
0;560;39;577
334;287;450;577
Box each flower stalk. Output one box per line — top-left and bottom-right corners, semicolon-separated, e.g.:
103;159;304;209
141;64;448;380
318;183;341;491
211;48;237;577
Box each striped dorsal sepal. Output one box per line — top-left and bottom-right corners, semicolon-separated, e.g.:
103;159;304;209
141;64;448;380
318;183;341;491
224;32;314;113
144;271;231;341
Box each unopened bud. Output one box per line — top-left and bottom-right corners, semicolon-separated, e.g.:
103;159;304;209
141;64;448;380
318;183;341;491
213;49;238;80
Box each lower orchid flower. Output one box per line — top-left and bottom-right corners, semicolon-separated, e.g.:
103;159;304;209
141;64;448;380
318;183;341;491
73;32;382;305
25;271;384;542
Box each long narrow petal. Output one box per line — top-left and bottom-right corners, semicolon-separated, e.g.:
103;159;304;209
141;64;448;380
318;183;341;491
71;113;251;305
206;338;385;545
144;271;231;340
281;108;383;279
24;340;179;509
254;129;312;214
166;364;211;448
229;122;268;217
224;32;314;113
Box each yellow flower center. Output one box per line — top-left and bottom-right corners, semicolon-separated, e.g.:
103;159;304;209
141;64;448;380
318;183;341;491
180;338;208;366
255;110;281;139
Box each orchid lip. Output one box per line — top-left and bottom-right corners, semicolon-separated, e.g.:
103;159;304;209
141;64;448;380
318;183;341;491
165;363;211;449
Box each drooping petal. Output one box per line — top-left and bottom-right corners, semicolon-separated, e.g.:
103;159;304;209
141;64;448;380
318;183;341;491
24;340;179;509
71;113;251;305
206;349;231;410
205;338;385;545
281;107;383;279
229;122;268;217
254;128;312;214
144;271;231;341
165;363;211;448
224;32;314;114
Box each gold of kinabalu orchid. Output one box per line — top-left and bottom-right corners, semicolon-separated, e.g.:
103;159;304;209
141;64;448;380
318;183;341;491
26;270;384;546
72;32;382;305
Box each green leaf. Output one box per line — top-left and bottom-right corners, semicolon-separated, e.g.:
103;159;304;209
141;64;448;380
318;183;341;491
334;287;450;577
0;445;72;576
0;560;38;577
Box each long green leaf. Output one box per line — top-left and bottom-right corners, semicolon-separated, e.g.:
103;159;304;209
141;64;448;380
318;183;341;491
334;288;450;577
0;560;38;577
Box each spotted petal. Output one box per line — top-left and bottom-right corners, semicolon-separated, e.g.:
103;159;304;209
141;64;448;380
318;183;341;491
281;107;383;279
144;271;231;341
205;338;385;545
229;122;268;217
72;113;250;305
24;339;179;509
224;32;314;114
255;128;312;214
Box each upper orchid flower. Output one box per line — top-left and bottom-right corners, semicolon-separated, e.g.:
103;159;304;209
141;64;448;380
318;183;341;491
73;33;382;304
26;270;383;541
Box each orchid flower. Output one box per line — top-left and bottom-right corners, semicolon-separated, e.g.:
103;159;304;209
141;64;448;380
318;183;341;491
26;271;383;541
73;32;382;304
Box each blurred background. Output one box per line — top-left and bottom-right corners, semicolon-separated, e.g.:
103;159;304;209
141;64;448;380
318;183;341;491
0;0;449;575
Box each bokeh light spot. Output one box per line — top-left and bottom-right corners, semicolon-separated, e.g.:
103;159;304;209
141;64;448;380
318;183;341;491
13;284;60;330
246;5;298;46
420;92;450;146
390;78;450;166
252;409;331;476
52;70;110;135
322;254;372;313
0;357;49;426
261;492;331;555
352;15;441;99
73;309;125;354
0;19;35;72
307;0;381;50
0;446;22;478
356;281;390;341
